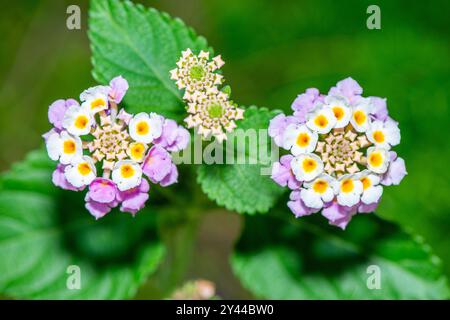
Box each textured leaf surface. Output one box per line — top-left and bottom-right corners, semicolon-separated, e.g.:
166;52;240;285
0;149;164;299
231;212;449;299
89;0;211;120
197;106;284;214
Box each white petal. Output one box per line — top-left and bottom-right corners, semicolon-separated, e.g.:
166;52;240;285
291;153;324;182
326;96;351;129
112;160;142;191
281;123;299;150
64;166;84;187
321;187;335;203
350;103;371;133
368;173;380;186
62;105;93;136
127;142;147;162
80;85;109;102
148;112;163;139
366;120;391;149
46;133;61;161
293;129;318;155
335;174;363;206
129;113;152;143
385;120;401;146
337;192;360;207
362;185;383;204
300;188;323;209
285;124;318;155
352;179;364;195
82;93;109;115
305;177;327;197
306;108;337;134
324;95;349;105
58;132;82;165
354;97;374;113
129;113;163;144
367;147;389;174
64;156;96;187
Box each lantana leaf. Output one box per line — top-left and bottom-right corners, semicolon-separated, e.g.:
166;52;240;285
89;0;211;120
0;149;165;299
197;106;285;214
231;211;449;299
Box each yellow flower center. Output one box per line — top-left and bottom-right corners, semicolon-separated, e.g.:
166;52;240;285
361;177;371;190
63;140;76;154
314;114;328;128
369;152;383;167
74;115;89;129
313;179;328;194
136;121;150;135
302;158;317;173
332;106;344;120
91;98;106;110
120;164;135;178
341;179;354;193
353;110;366;125
77;162;92;176
373;130;385;143
296;133;310;147
130;143;145;160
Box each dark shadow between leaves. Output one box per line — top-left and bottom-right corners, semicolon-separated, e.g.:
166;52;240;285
234;195;399;280
57;188;161;268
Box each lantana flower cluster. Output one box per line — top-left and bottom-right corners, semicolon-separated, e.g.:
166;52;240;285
170;49;244;142
43;76;189;219
269;78;407;229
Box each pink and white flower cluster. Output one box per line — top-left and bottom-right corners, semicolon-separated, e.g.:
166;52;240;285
269;78;407;229
43;76;189;219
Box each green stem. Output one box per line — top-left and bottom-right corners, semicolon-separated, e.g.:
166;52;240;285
136;167;220;298
153;185;182;206
135;206;202;299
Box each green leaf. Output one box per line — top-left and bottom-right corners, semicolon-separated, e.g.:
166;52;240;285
197;106;284;214
88;0;210;120
231;211;449;299
0;149;165;299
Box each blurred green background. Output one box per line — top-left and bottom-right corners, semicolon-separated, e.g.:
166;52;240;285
0;0;449;298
